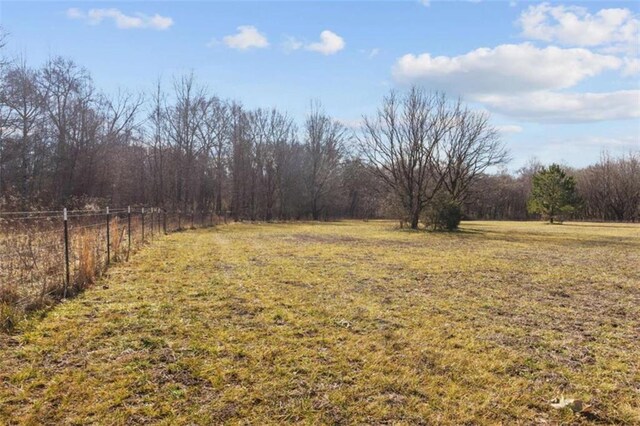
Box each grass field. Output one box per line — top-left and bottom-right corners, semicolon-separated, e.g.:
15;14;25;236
0;220;638;425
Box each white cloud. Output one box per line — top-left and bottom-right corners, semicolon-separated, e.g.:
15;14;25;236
283;30;345;55
420;0;430;7
518;3;639;50
496;124;523;134
572;135;640;149
282;36;303;53
222;26;269;50
66;8;83;19
392;2;639;125
475;90;640;122
66;8;173;30
392;43;621;93
306;30;345;55
368;48;380;58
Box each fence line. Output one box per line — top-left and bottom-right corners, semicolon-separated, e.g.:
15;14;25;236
0;207;224;328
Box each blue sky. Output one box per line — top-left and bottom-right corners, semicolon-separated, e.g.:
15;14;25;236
1;0;639;169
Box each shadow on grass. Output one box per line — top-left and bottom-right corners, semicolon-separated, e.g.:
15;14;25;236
560;222;640;230
461;226;639;249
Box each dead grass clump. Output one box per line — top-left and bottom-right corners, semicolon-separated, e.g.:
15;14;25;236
0;281;19;305
109;218;127;262
0;303;20;332
77;230;97;290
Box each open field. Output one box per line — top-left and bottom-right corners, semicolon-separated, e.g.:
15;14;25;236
0;220;638;424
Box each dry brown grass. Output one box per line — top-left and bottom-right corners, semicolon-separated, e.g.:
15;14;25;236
0;220;638;424
76;230;97;288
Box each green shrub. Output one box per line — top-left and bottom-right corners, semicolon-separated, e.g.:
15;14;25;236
424;195;462;231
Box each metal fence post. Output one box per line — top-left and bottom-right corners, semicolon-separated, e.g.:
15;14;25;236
141;207;145;242
106;206;110;265
63;208;70;298
127;206;131;260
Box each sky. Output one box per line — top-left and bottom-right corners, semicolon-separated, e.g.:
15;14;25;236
1;0;639;170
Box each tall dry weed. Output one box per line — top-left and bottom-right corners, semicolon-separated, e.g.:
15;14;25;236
77;230;97;290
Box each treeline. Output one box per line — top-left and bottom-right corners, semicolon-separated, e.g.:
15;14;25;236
0;52;638;223
0;56;382;220
466;153;640;222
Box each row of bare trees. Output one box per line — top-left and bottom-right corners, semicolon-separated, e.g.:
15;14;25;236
0;55;383;220
0;49;637;224
576;153;640;221
0;57;144;208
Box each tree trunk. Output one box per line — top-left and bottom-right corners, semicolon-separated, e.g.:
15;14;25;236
410;208;420;230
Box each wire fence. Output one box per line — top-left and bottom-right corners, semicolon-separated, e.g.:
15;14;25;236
0;207;224;327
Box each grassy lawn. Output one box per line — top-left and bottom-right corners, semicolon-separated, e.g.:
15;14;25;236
0;220;638;425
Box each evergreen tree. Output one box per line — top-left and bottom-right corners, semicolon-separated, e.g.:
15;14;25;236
527;164;577;223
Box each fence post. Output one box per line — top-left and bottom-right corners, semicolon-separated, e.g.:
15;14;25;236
63;208;70;299
178;210;181;231
141;207;145;242
191;209;194;229
127;206;131;260
106;206;110;265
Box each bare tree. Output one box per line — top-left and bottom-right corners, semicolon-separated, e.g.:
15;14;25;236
437;102;508;203
39;57;96;201
229;102;252;220
165;73;208;211
303;102;346;220
147;79;168;206
359;88;451;229
0;59;44;203
196;95;229;214
247;108;296;220
98;89;144;205
577;152;640;221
